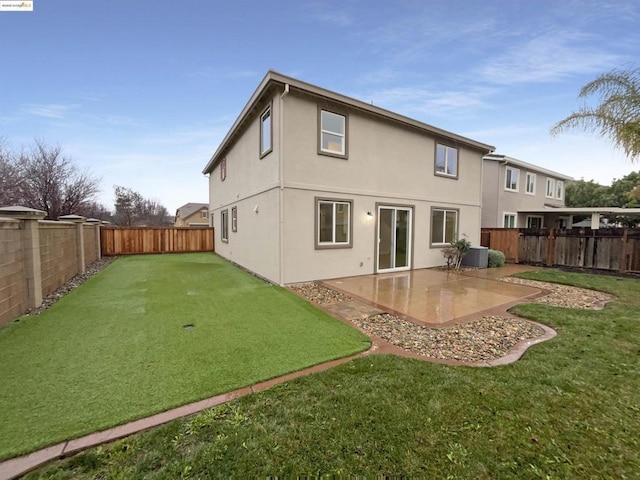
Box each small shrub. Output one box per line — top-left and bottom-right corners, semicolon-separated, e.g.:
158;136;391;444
488;249;506;268
442;236;471;270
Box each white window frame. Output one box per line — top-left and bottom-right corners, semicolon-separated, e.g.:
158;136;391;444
201;210;208;219
430;208;459;246
556;180;564;200
546;178;555;198
435;143;459;178
503;212;517;228
526;215;544;229
525;172;536;195
505;166;520;192
260;105;272;158
319;109;347;157
220;158;227;182
316;199;352;248
231;206;237;232
221;209;229;243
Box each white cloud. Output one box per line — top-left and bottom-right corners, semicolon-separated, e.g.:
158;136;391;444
356;85;493;119
479;31;624;85
20;103;79;119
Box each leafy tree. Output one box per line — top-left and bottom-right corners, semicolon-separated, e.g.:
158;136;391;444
113;185;170;226
565;179;611;207
607;171;640;208
0;139;101;219
551;66;640;161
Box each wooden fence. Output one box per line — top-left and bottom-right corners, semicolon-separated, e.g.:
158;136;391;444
480;228;520;263
481;227;640;274
101;226;215;256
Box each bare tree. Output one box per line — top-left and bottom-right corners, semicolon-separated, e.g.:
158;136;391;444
76;201;113;222
113;185;170;226
0;138;23;207
18;140;101;219
0;139;101;219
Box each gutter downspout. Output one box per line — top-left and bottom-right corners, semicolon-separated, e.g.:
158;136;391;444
279;83;289;286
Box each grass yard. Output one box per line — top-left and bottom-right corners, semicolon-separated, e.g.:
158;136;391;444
23;269;640;478
0;253;369;461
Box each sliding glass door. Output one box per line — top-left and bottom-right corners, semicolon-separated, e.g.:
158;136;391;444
377;206;412;272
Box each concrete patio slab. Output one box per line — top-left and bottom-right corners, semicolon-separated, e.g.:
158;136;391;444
322;266;542;326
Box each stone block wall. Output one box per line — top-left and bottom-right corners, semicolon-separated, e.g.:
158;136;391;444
0;219;27;324
39;222;78;297
0;208;102;326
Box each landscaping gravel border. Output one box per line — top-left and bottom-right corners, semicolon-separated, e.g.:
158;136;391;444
353;313;545;362
288;276;613;363
499;277;615;309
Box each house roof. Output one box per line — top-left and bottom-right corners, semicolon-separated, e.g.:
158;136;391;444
484;154;574;181
202;70;495;174
176;202;208;218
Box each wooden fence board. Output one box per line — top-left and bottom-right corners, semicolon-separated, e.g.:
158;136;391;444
480;228;519;262
100;227;215;255
481;227;640;274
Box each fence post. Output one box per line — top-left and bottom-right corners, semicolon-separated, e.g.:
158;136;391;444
86;218;102;260
620;228;629;273
547;228;556;266
0;206;47;310
59;214;87;274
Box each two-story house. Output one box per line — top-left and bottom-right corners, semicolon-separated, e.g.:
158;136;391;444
174;203;209;227
203;71;494;284
482;154;574;229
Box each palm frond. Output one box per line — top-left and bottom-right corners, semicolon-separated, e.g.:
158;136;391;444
552;66;640;162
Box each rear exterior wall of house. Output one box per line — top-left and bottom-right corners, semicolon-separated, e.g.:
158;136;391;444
209;86;486;284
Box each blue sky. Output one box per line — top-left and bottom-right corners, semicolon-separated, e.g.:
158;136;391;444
1;0;638;213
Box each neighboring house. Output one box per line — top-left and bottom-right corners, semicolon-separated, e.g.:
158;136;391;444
175;203;210;227
203;71;494;284
482;154;574;229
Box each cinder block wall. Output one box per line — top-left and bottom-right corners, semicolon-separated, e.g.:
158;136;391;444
0;211;103;327
39;222;78;297
0;219;27;325
83;225;98;265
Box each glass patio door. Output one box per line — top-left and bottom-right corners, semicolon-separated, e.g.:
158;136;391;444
377;206;412;272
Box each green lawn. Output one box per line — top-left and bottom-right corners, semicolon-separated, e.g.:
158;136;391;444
0;253;369;460
24;270;640;478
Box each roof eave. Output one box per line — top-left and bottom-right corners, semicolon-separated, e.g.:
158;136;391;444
484;154;574;181
203;70;495;174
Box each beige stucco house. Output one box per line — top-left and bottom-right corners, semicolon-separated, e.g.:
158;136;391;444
203;71;494;284
482;154;574;229
175;203;209;227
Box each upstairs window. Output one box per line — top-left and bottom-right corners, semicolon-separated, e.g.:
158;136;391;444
546;178;555;198
260;105;272;158
220;158;227;182
435;144;458;178
201;210;208;219
525;172;536;195
316;199;352;248
505;167;519;192
319;109;347;157
556;180;564;200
